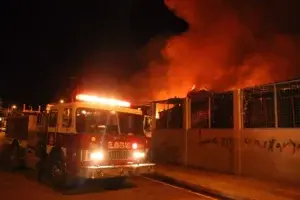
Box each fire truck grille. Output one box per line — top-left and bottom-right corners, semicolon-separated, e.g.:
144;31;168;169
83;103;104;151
108;150;131;160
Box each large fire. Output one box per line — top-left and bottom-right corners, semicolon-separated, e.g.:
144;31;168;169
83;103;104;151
79;1;300;104
128;0;300;102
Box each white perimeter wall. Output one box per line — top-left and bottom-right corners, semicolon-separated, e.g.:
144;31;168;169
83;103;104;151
152;128;300;184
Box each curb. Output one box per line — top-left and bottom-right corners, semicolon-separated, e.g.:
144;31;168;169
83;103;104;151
145;172;255;200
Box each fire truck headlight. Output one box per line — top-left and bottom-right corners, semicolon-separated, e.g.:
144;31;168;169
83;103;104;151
90;151;104;161
132;143;138;149
133;151;145;159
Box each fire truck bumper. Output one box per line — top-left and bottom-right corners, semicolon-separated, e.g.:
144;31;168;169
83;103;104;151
78;163;155;179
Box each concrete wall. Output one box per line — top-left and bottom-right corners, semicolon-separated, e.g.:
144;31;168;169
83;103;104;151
241;128;300;184
152;128;300;184
152;129;185;165
187;129;234;173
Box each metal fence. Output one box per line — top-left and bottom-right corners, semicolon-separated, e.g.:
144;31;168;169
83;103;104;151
190;93;209;128
153;78;300;129
243;85;275;128
242;79;300;128
190;91;234;129
189;78;300;129
155;98;184;129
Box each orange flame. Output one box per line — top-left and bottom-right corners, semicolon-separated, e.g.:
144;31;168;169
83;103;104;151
191;84;195;91
136;0;300;101
79;1;300;104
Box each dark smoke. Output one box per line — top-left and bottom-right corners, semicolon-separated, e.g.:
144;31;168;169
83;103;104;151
128;0;300;102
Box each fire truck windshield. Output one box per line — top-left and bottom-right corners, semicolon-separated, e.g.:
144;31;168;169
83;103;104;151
118;112;144;135
75;108;144;135
76;108;118;134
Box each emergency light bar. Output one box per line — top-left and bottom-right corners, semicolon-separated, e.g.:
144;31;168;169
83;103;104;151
75;94;131;107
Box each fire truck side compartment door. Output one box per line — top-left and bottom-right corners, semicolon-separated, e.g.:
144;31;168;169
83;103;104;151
61;107;73;133
47;109;58;146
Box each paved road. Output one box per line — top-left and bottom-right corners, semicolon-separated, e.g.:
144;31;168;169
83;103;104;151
0;170;213;200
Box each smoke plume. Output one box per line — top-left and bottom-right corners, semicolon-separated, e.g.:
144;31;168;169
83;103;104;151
129;0;300;102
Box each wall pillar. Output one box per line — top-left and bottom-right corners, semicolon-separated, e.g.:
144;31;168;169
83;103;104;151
150;102;156;162
183;97;191;166
233;89;243;175
274;84;278;128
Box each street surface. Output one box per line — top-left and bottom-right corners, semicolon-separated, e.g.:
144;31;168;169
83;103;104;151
0;169;214;200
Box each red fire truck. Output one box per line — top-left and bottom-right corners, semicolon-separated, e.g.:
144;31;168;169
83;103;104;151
0;94;155;188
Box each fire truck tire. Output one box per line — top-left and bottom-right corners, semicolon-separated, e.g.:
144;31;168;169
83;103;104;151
44;148;70;189
35;152;48;182
4;142;23;170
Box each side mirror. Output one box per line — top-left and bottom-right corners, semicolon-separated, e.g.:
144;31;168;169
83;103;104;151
68;119;72;127
143;116;152;137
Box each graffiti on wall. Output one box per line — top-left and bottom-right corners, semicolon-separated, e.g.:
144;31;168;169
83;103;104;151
198;137;234;149
197;130;300;155
198;130;233;149
243;138;300;155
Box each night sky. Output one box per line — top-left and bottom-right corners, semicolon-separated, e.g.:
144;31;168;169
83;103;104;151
1;0;300;108
1;0;186;107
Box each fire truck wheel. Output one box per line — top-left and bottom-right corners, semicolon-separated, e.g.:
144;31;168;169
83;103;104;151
6;143;22;170
103;177;126;189
46;150;69;189
36;153;48;182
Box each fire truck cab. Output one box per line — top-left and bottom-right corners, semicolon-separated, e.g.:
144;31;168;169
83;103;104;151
0;94;155;188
